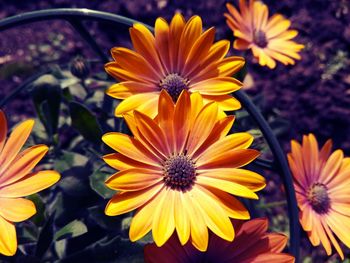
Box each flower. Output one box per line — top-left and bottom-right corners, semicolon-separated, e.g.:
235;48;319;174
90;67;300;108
225;0;304;69
102;90;265;251
288;134;350;259
144;218;295;263
0;111;60;256
105;13;245;118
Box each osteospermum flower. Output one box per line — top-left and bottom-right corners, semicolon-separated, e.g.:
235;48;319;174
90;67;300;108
288;134;350;259
0;111;60;256
102;90;265;251
225;0;304;69
144;218;295;263
105;13;245;118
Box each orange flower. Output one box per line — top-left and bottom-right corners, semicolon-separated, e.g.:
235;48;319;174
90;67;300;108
288;134;350;259
225;0;304;69
105;13;245;118
102;90;265;251
144;218;295;263
0;111;60;256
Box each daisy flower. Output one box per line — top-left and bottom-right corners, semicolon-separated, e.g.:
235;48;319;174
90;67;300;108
0;111;60;256
144;218;295;263
225;0;304;69
288;134;350;259
102;90;265;251
105;13;245;118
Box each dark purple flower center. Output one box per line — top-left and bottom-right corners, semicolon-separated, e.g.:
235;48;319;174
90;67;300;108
253;30;268;48
159;73;189;102
307;183;330;214
163;154;196;191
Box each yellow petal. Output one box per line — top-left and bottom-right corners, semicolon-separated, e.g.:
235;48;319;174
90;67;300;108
0;119;34;173
102;132;161;166
196;176;258;199
103;153;159;171
198;168;265;192
129;188;164;242
217;56;245;77
0;145;48;187
191;186;234;241
0;216;17;256
190;77;242;95
174;191;190;245
0;170;60;198
105;183;163;216
105;168;162;191
114;92;159;117
155;17;171;72
106;81;157;99
196;132;253;163
183;192;208;251
152;189;175;246
0;198;36;222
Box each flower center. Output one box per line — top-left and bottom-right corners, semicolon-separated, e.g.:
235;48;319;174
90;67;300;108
307;183;331;214
253;30;268;48
163;154;196;191
159;73;189;102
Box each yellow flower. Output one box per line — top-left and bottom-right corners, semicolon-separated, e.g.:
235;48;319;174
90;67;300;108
102;90;265;251
0;111;60;256
105;13;245;118
225;0;304;69
288;134;350;260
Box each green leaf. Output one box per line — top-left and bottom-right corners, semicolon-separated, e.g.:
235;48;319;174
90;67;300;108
54;220;88;241
89;168;115;199
69;101;102;146
54;150;89;173
31;74;62;138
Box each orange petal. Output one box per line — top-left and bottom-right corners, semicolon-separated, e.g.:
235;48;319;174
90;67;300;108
186;102;218;156
0;120;34;173
196;148;260;169
110;47;161;81
174;91;191;154
174;191;190;245
103;152;159;171
0;111;7;153
130;23;164;75
0;145;48;187
134;111;170;157
169;13;186;72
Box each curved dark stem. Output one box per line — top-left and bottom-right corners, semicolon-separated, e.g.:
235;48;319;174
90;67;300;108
234;90;300;262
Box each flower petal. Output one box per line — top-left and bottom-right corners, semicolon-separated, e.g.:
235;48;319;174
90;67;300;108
190;77;242;95
0;170;60;198
0;216;16;256
152;189;175;246
114;93;159;117
0;198;36;222
105;168;162;191
0;120;34;173
105;183;163;216
0;145;48;187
